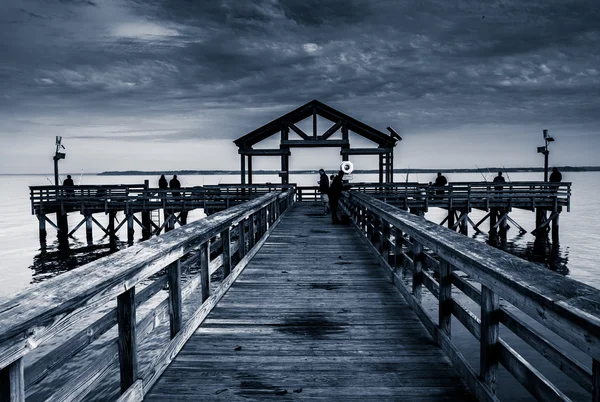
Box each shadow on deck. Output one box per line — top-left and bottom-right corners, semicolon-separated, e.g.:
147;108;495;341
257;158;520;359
146;202;473;401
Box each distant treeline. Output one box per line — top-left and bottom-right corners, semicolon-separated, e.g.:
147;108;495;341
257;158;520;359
98;166;600;176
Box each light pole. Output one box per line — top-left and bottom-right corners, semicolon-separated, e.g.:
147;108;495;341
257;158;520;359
53;136;66;185
537;129;554;182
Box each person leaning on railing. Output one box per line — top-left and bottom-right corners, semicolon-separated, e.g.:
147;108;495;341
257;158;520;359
549;167;562;195
63;174;75;197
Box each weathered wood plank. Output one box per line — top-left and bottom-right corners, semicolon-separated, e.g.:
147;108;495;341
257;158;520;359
167;260;182;339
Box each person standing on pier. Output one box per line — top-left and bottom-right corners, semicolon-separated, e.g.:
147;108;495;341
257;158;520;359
170;175;181;198
329;170;345;224
493;171;506;191
318;169;330;215
63;174;75;196
158;174;168;189
434;172;447;198
550;167;562;183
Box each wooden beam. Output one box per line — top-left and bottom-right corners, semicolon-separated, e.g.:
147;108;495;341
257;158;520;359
167;260;182;339
285;122;310;140
341;147;393;155
281;139;349;148
320;121;343;140
238;149;290;156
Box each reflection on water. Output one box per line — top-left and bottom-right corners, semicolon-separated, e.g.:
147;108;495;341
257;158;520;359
30;238;126;283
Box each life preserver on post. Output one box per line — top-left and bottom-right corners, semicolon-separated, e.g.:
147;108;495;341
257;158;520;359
340;161;354;174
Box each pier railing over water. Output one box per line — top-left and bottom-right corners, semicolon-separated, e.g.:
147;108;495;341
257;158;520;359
0;189;294;401
341;191;598;401
298;181;571;211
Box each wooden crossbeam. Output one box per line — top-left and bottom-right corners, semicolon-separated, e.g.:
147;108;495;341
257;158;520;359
43;216;60;232
67;217;87;237
319;121;343;140
451;213;468;230
466;216;484;234
341;148;393;155
474;213;491;229
281;139;349;148
505;215;527;234
91;216;109;235
532;212;559;235
131;214;147;232
492;213;509;230
285;122;310;140
238;149;290;156
113;215;128;234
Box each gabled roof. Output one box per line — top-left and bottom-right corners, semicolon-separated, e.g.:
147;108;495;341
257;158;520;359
234;100;396;149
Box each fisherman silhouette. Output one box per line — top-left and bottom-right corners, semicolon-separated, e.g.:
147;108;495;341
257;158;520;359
170;175;181;198
318;169;330;215
158;174;168;189
63;174;74;196
434;172;447;198
328;170;345;224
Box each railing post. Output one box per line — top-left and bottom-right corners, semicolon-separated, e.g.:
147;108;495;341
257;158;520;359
373;217;382;253
238;218;246;259
200;241;210;303
480;285;499;393
117;287;138;394
248;213;256;249
381;219;390;262
222;227;231;277
0;358;25;402
439;260;452;336
168;259;182;339
412;242;423;302
394;227;404;271
593;359;600;402
366;211;373;242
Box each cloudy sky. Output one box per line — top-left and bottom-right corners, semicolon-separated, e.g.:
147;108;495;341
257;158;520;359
1;0;598;174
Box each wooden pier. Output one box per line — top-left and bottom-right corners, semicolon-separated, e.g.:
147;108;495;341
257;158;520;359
2;187;599;401
146;202;473;401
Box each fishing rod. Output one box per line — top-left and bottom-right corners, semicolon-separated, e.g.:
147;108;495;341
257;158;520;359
474;164;488;182
43;175;54;185
78;169;84;185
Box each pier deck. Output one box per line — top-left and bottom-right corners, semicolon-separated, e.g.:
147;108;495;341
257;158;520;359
146;202;473;401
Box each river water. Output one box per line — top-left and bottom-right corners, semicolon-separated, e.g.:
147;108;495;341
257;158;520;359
0;172;598;400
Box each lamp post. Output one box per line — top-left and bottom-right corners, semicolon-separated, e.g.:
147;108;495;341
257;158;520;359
53;136;66;185
537;129;554;182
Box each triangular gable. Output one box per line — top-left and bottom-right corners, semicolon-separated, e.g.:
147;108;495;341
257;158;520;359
234;100;396;149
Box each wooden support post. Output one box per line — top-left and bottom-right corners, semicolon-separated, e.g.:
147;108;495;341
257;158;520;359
108;211;117;249
200;241;210;303
366;212;373;242
167;260;182;339
341;123;349;162
412;242;423;302
222;227;231;277
38;212;47;243
179;210;188;226
238;218;246;259
248;214;256;248
378;154;384;184
373;217;382;254
593;359;600;402
439;260;452;336
489;209;497;243
0;358;25;402
141;211;151;240
448;209;455;232
117;287;138;394
499;209;508;245
480;285;500;393
85;212;93;245
127;212;134;245
240;154;246;185
552;211;560;243
460;211;468;235
57;212;69;238
394;227;404;271
248;156;253;185
381;219;390;263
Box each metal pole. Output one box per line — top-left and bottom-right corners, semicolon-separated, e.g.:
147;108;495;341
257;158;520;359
544;146;549;182
54;158;59;186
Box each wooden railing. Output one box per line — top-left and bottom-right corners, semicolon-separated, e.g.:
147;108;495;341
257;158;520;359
30;184;295;214
1;189;294;401
340;191;598;402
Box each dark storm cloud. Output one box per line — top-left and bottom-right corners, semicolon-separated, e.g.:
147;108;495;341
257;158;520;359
0;0;599;142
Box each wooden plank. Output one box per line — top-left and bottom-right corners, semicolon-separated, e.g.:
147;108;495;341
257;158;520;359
281;139;349;147
238;149;289;156
285;121;310;140
167;260;182;339
117;288;138;393
499;340;570;402
412;242;423;302
319;120;343;140
341;148;393;155
221;228;231;277
200;242;210;303
0;359;24;402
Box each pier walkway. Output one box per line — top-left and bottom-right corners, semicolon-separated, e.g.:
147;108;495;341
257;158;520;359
146;202;473;401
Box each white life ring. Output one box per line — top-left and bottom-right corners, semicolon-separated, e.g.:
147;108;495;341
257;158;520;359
340;161;354;174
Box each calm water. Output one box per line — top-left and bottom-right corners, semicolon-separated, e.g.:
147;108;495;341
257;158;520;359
0;172;598;400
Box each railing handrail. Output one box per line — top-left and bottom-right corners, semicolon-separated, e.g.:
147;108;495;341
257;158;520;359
346;191;600;358
0;190;290;369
